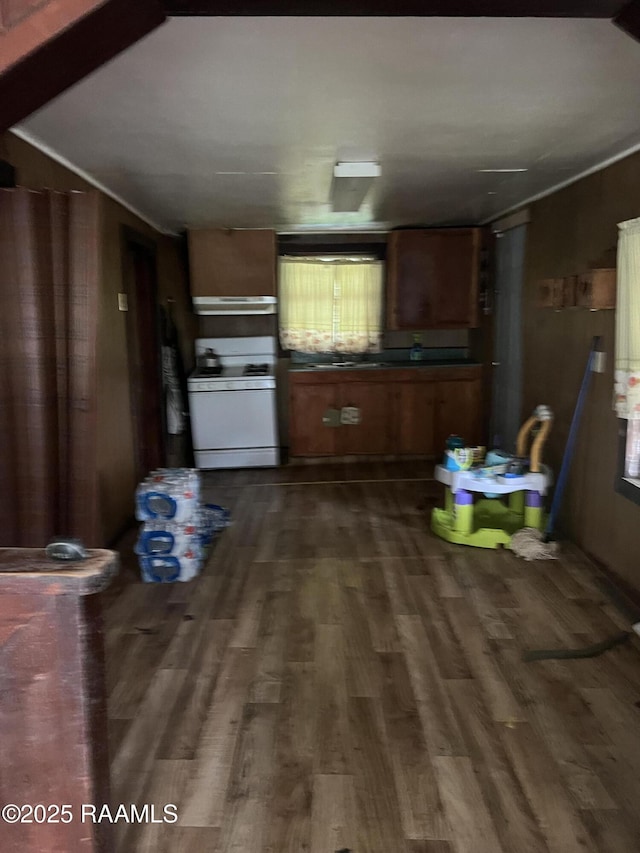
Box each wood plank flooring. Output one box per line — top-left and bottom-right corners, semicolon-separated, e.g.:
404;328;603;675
103;463;640;853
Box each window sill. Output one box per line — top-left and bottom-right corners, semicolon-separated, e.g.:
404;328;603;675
616;420;640;506
616;475;640;506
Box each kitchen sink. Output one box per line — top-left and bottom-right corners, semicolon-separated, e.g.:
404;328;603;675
304;361;387;369
353;362;387;368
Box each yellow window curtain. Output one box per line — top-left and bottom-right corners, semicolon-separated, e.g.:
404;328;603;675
615;218;640;419
279;256;383;353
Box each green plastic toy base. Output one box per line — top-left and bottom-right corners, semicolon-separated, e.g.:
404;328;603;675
431;497;544;550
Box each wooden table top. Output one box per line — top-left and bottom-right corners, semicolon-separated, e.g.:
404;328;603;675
0;548;119;595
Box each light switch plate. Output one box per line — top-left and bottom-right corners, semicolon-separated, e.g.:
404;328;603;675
592;351;606;373
118;292;129;312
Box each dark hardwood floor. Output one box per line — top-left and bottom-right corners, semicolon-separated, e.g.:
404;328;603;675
103;463;640;853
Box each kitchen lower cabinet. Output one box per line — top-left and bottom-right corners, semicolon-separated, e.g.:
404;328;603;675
395;382;436;455
435;379;482;450
289;380;391;456
289;382;340;457
339;382;393;455
289;366;483;459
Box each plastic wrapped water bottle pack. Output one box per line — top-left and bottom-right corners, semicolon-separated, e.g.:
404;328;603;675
135;468;229;583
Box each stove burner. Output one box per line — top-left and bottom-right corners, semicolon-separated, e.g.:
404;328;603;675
197;365;223;377
243;363;270;376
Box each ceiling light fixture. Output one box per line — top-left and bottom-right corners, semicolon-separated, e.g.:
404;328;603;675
477;168;528;173
331;161;381;212
215;170;279;176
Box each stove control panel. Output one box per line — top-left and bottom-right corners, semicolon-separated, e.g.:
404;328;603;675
190;379;275;392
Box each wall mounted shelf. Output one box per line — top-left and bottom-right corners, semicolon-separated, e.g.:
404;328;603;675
537;267;616;310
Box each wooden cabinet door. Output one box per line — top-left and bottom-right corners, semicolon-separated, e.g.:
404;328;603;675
387;230;437;329
432;229;480;328
395;382;436;455
434;379;482;452
289;383;340;457
338;382;393;455
188;228;276;296
386;229;480;330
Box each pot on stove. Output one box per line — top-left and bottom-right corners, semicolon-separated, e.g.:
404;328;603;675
198;347;221;370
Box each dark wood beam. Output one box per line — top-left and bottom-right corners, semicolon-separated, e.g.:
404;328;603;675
614;0;640;40
163;0;623;17
0;0;166;131
0;160;16;188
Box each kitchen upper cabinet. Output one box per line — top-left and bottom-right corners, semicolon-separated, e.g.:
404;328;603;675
386;228;481;330
188;228;277;297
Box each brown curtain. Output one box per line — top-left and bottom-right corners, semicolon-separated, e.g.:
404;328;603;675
0;188;100;547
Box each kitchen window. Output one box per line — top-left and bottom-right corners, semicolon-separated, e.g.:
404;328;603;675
278;255;383;354
625;419;640;481
614;217;640;502
617;419;640;504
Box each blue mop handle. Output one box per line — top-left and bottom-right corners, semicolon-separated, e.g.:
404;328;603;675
543;335;601;542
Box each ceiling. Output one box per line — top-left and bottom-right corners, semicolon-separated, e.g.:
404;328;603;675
16;16;640;233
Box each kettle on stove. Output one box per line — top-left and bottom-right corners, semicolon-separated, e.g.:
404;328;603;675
197;347;221;370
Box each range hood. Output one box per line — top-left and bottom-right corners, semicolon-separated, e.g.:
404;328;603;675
192;296;277;316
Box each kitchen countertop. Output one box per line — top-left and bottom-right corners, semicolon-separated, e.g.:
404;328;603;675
289;358;482;373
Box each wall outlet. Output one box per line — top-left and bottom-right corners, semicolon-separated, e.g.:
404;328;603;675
592;351;606;373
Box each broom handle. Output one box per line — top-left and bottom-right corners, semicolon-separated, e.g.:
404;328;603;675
543;335;600;543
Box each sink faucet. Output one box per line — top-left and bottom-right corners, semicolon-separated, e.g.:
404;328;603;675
333;351;364;364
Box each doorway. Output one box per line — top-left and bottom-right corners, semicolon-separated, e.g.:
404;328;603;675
491;223;526;452
121;227;164;482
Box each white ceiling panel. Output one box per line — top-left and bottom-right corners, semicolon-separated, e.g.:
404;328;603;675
17;16;640;232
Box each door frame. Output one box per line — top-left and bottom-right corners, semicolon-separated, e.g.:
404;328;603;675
490;223;527;451
121;225;165;482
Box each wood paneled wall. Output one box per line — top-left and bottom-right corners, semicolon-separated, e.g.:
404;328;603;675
522;152;640;589
0;132;195;545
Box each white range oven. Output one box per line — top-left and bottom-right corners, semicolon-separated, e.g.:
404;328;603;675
188;336;280;469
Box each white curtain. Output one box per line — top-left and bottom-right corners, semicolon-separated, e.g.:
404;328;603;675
279;257;383;353
615;218;640;419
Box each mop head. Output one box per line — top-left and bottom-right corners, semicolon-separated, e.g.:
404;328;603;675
510;528;559;561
